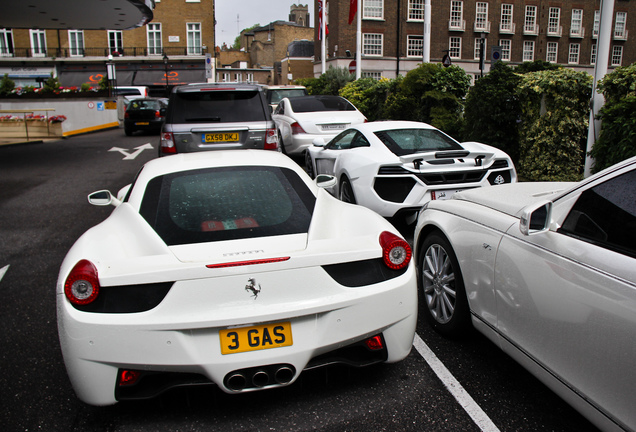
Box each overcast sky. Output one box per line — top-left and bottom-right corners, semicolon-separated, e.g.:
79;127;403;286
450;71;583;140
215;0;315;47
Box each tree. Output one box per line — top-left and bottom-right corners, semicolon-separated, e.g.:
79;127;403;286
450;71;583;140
339;77;399;121
462;62;522;163
0;73;15;96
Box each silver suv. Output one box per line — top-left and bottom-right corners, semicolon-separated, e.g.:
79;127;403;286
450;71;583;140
159;83;279;156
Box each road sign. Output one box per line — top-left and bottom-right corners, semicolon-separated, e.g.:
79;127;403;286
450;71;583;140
349;60;356;74
491;46;502;63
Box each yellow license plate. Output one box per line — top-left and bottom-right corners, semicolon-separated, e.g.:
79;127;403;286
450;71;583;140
135;122;149;125
203;132;239;143
219;321;293;355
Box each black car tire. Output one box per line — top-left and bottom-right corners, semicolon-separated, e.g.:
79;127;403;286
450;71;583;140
124;128;133;136
339;177;356;204
418;231;470;338
305;151;315;179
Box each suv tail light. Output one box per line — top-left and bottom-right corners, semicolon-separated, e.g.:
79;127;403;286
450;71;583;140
154;110;162;118
64;260;100;305
160;132;176;155
264;128;278;151
291;122;306;135
379;231;412;270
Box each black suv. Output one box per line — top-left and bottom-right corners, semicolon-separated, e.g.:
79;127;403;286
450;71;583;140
159;83;279;156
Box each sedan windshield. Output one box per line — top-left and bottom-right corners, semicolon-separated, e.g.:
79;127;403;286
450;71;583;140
289;96;356;113
374;128;463;156
139;166;316;246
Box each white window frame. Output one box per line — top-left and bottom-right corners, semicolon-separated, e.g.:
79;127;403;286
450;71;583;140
590;44;597;65
68;30;84;57
499;39;511;61
524;5;538;34
500;4;514;33
147;23;162;55
593;10;600;38
449;37;461;59
187;22;202;55
408;0;424;21
234;72;242;83
407;35;423;57
449;1;464;31
30;29;47;57
108;30;123;55
546;42;558;63
246;72;254;83
523;40;534;61
362;71;382;80
548;7;561;36
475;2;489;32
363;0;384;20
474;38;486;61
611;45;623;66
568;43;580;64
1;28;14;57
363;33;383;56
571;9;584;37
614;12;627;39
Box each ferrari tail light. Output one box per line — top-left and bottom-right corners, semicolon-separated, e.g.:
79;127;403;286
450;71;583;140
160;131;176;154
379;231;412;270
64;260;100;305
290;122;305;135
118;370;142;387
365;335;384;350
264;128;278;150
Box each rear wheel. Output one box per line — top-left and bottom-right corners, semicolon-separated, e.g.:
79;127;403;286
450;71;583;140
339;177;356;204
418;231;470;338
305;151;315;179
278;133;287;155
124;128;133;136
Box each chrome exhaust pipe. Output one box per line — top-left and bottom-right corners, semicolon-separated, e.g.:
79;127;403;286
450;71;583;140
252;370;270;387
274;366;294;384
226;373;247;391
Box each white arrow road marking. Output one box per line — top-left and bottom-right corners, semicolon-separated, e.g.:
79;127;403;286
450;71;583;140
0;265;9;283
109;143;154;160
413;333;501;432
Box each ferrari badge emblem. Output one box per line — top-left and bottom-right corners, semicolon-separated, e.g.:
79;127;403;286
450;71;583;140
245;278;262;299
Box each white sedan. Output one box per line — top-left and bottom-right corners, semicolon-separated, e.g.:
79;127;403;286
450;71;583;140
414;156;636;432
306;121;516;223
272;95;367;156
57;150;417;406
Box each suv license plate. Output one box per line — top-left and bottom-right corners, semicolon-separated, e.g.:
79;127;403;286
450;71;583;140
203;132;239;143
219;321;293;355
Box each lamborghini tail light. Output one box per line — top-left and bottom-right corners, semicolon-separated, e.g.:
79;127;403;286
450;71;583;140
64;260;100;305
290;122;305;135
379;231;412;270
160;131;176;154
264;128;278;150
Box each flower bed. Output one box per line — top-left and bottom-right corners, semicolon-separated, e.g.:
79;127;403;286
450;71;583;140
0;114;66;138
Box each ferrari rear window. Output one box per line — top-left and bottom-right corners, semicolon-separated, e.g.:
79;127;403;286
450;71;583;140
374;129;463;156
139;166;315;246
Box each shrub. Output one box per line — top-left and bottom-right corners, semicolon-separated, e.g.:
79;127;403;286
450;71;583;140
41;73;61;93
0;74;15;96
339;77;398;121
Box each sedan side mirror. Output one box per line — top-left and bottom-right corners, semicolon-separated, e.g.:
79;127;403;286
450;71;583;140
519;200;552;236
88;190;121;207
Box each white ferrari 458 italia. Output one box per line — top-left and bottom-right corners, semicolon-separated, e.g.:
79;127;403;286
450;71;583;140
414;156;636;432
57;150;417;406
305;121;516;223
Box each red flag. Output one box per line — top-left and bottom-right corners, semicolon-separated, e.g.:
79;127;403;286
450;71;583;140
348;0;357;25
318;0;329;40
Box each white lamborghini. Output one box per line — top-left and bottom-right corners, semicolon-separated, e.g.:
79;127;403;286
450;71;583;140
57;150;417;406
305;121;517;222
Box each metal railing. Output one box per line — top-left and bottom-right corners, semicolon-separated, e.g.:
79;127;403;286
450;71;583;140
0;46;209;59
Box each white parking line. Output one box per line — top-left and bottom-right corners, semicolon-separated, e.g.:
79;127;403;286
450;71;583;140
0;265;8;282
413;333;501;432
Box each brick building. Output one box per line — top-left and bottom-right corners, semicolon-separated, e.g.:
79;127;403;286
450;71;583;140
314;0;635;80
0;0;215;94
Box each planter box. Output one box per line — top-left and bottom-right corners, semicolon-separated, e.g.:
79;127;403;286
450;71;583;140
0;121;63;138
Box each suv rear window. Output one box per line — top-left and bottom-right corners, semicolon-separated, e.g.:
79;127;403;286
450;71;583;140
168;90;266;123
139;166;316;246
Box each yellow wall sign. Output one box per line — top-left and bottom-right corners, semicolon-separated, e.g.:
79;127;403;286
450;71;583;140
104;101;117;110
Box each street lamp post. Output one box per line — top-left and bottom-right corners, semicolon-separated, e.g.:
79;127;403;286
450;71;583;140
163;52;169;96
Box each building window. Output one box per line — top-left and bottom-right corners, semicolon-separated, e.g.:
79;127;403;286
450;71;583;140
234;72;242;82
568;43;580;64
611;45;623;66
548;7;561;36
546;42;558;63
500;4;514;33
449;37;461;59
147;23;162;55
187;23;202;55
571;9;584;37
614;12;627;39
30;29;47;57
246;72;254;82
407;35;423;57
524;5;538;34
363;33;383;56
363;0;384;20
593;10;600;38
449;1;464;31
221;72;230;82
1;29;14;57
475;3;489;32
590;44;597;65
474;38;486;61
362;71;383;80
499;39;511;61
523;40;534;61
68;30;84;57
108;30;123;56
408;0;424;21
